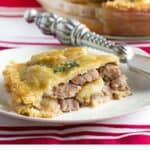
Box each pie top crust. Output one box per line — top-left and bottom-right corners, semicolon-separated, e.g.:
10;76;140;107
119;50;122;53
3;47;119;106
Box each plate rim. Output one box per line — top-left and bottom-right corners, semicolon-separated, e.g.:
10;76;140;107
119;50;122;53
0;46;149;124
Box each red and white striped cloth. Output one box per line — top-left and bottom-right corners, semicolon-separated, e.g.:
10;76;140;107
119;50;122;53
0;0;150;144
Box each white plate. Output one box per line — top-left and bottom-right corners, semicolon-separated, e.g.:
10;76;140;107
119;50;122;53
0;46;150;124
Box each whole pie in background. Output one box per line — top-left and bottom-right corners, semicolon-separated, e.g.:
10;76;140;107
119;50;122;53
38;0;150;36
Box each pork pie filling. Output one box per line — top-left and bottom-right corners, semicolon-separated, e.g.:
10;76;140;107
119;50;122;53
40;63;131;112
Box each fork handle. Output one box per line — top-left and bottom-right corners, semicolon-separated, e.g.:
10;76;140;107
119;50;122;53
24;9;134;63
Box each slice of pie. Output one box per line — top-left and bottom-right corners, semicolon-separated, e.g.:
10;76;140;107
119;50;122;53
3;47;131;118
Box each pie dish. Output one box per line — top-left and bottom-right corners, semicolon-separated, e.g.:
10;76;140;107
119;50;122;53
100;0;150;36
65;0;104;6
56;0;150;36
3;47;131;118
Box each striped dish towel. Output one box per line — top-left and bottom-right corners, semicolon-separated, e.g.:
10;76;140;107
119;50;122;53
0;0;150;144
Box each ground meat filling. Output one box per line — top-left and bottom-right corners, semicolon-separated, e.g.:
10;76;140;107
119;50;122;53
99;63;121;82
52;83;80;100
110;75;128;91
71;69;99;86
43;64;129;112
99;63;129;90
60;99;79;112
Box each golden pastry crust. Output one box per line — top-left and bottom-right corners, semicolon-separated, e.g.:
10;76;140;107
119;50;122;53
104;1;150;10
3;47;130;118
3;47;118;101
67;0;150;10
